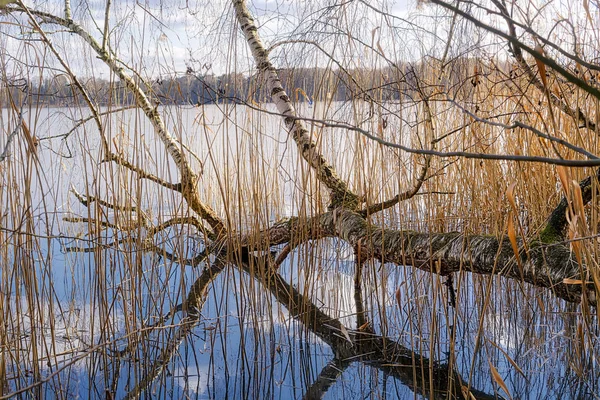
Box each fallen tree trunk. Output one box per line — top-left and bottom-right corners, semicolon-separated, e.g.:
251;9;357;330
226;0;595;306
242;208;589;304
331;208;587;303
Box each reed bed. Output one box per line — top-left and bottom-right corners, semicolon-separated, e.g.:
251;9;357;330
0;1;599;398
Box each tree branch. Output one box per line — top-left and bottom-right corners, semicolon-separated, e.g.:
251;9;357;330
232;0;360;209
11;4;226;235
429;0;598;131
330;208;589;303
540;168;600;243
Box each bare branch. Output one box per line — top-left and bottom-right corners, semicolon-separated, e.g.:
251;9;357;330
232;0;360;209
311;118;600;167
429;0;599;131
362;88;435;215
70;187;139;212
229;99;600;167
42;106;138;141
63;0;71;21
446;97;599;160
101;0;110;51
361;158;429;215
102;151;186;192
10;4;226;235
147;216;210;237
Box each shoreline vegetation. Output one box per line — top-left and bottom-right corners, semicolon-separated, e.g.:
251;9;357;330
2;60;542;107
2;0;600;398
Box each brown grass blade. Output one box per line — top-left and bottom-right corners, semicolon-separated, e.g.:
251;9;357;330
508;216;521;265
584;0;594;26
568;219;584;266
535;44;548;88
557;166;570;197
461;386;477;400
506;182;518;213
563;278;592;285
572;180;586;223
487;339;528;380
488;360;513;400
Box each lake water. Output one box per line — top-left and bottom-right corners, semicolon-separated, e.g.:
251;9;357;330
0;103;598;399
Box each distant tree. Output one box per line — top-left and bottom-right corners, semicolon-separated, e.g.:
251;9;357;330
1;0;600;398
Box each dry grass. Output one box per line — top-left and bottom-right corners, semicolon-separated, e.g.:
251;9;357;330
0;1;599;398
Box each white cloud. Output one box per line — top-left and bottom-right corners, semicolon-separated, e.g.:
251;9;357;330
2;297;126;373
174;364;211;395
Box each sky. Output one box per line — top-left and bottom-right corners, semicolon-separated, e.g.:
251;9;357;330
2;0;596;83
1;0;433;81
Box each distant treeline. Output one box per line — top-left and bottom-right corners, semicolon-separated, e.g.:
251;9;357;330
1;60;503;107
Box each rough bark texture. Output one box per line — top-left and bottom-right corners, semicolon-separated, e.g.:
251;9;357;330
540;168;600;243
240;209;588;304
332;209;586;303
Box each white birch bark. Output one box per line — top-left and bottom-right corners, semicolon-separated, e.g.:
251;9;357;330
232;0;359;209
15;7;225;235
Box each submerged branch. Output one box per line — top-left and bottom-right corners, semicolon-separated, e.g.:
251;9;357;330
122;262;225;400
237;251;499;399
302;358;350;400
63;216;125;231
120;244;501;399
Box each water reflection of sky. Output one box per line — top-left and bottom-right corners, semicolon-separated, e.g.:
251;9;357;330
3;234;591;399
1;106;599;399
